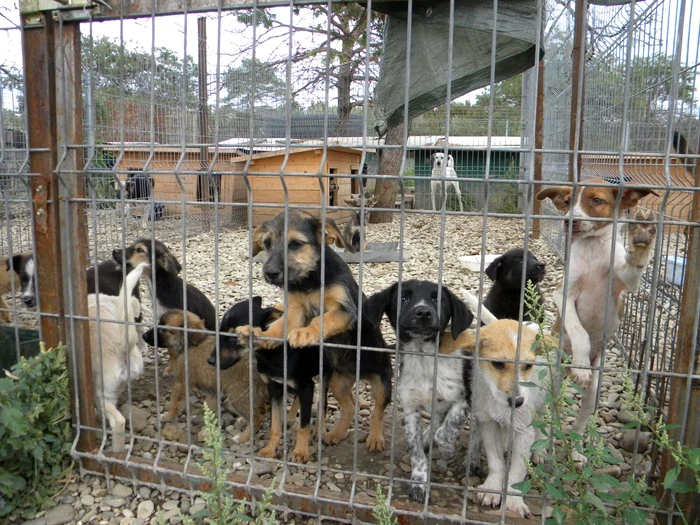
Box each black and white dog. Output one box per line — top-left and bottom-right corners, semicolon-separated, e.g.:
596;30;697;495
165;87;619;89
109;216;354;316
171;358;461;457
368;280;474;502
483;248;546;323
115;170;156;228
7;254;140;309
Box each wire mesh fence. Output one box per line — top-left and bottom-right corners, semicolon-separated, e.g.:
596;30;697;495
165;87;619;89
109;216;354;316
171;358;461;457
1;0;699;523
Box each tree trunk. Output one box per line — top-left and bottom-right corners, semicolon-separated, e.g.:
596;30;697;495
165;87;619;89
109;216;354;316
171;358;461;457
371;120;407;224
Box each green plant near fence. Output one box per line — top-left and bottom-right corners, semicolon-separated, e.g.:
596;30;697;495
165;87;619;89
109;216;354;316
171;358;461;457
0;343;72;521
515;283;700;525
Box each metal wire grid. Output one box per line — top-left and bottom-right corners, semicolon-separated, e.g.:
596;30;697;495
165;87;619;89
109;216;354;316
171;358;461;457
2;0;699;523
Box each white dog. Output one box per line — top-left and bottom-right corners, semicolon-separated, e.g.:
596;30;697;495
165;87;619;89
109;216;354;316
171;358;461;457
430;152;463;212
89;261;148;451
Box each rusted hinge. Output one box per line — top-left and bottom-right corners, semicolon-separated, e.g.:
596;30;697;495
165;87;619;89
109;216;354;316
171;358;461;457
20;0;95;26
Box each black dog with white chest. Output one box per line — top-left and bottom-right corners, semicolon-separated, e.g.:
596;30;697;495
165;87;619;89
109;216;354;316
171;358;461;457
483;248;546;322
368;280;474;503
208;296;323;463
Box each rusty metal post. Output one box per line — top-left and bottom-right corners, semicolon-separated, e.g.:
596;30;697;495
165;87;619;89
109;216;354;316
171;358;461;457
22;13;96;451
532;57;544;239
55;16;96;452
22;15;66;347
660;136;700;522
568;0;587;183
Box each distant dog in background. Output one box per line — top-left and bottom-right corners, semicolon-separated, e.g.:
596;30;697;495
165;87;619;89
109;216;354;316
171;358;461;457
144;309;268;443
344;194;378;252
430;152;463;212
484;248;546;322
116;170;155;228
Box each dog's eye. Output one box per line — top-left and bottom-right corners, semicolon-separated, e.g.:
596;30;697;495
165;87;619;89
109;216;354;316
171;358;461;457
592;197;605;205
288;240;303;250
263;238;271;249
135;247;144;254
492;361;505;370
523;364;533;371
401;296;408;303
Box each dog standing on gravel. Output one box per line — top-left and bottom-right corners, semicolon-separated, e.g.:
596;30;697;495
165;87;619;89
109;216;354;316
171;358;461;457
237;210;393;454
343;194;378;252
537;179;657;461
209;297;322;462
449;320;548;518
483;248;546;322
430;152;463;212
143;309;268;443
89;261;148;452
367;280;473;502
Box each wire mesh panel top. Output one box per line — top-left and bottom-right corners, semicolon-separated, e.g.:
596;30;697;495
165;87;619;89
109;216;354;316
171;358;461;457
3;0;699;523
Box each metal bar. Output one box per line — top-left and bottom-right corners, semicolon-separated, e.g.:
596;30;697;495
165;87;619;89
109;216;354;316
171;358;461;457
21;14;65;348
568;0;587;183
54;17;96;452
660;133;700;521
531;57;544;239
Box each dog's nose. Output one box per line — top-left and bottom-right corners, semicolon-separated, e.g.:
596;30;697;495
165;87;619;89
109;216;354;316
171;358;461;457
22;296;35;307
563;218;579;229
537;263;545;270
265;269;281;282
508;396;525;408
207;354;217;367
414;306;433;320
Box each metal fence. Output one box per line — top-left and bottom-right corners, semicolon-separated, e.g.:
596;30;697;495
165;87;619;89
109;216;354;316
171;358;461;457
1;0;699;523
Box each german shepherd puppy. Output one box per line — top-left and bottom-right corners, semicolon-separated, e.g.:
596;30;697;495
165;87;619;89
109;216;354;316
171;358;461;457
238;210;393;451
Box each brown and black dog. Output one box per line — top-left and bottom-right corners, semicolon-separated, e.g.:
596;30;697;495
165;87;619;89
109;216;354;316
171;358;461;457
237;210;393;455
143;310;268;443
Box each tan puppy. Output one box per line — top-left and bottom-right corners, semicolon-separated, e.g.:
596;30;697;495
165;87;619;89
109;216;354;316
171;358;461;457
446;320;549;518
143;310;268;443
1;255;22;323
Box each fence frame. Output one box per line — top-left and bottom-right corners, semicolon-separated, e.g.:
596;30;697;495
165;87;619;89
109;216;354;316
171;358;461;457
13;0;700;522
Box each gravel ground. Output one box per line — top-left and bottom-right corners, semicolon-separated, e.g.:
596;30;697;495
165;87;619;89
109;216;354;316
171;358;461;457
8;214;659;524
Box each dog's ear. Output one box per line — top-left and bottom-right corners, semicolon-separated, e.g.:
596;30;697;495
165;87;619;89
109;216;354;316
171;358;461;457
261;307;283;328
485;255;503;282
617;187;659;210
316;218;348;250
155;243;181;275
365;283;398;326
536;186;572;212
251;296;263;310
185;313;208;346
7;254;23;274
251;225;267;257
367;195;378;208
445;287;474;340
454;329;477;354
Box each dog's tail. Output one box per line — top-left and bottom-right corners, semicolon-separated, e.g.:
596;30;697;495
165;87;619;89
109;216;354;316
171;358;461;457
460;289;499;325
118;261;149;345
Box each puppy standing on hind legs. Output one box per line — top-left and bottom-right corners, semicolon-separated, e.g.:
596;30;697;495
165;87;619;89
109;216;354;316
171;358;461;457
237;210;393;455
536;179;657;463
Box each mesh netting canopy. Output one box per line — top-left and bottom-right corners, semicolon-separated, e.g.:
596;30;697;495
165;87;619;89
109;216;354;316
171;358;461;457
371;0;545;135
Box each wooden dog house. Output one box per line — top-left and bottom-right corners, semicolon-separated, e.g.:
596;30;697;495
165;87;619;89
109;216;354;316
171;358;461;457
229;146;366;226
104;145;246;220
